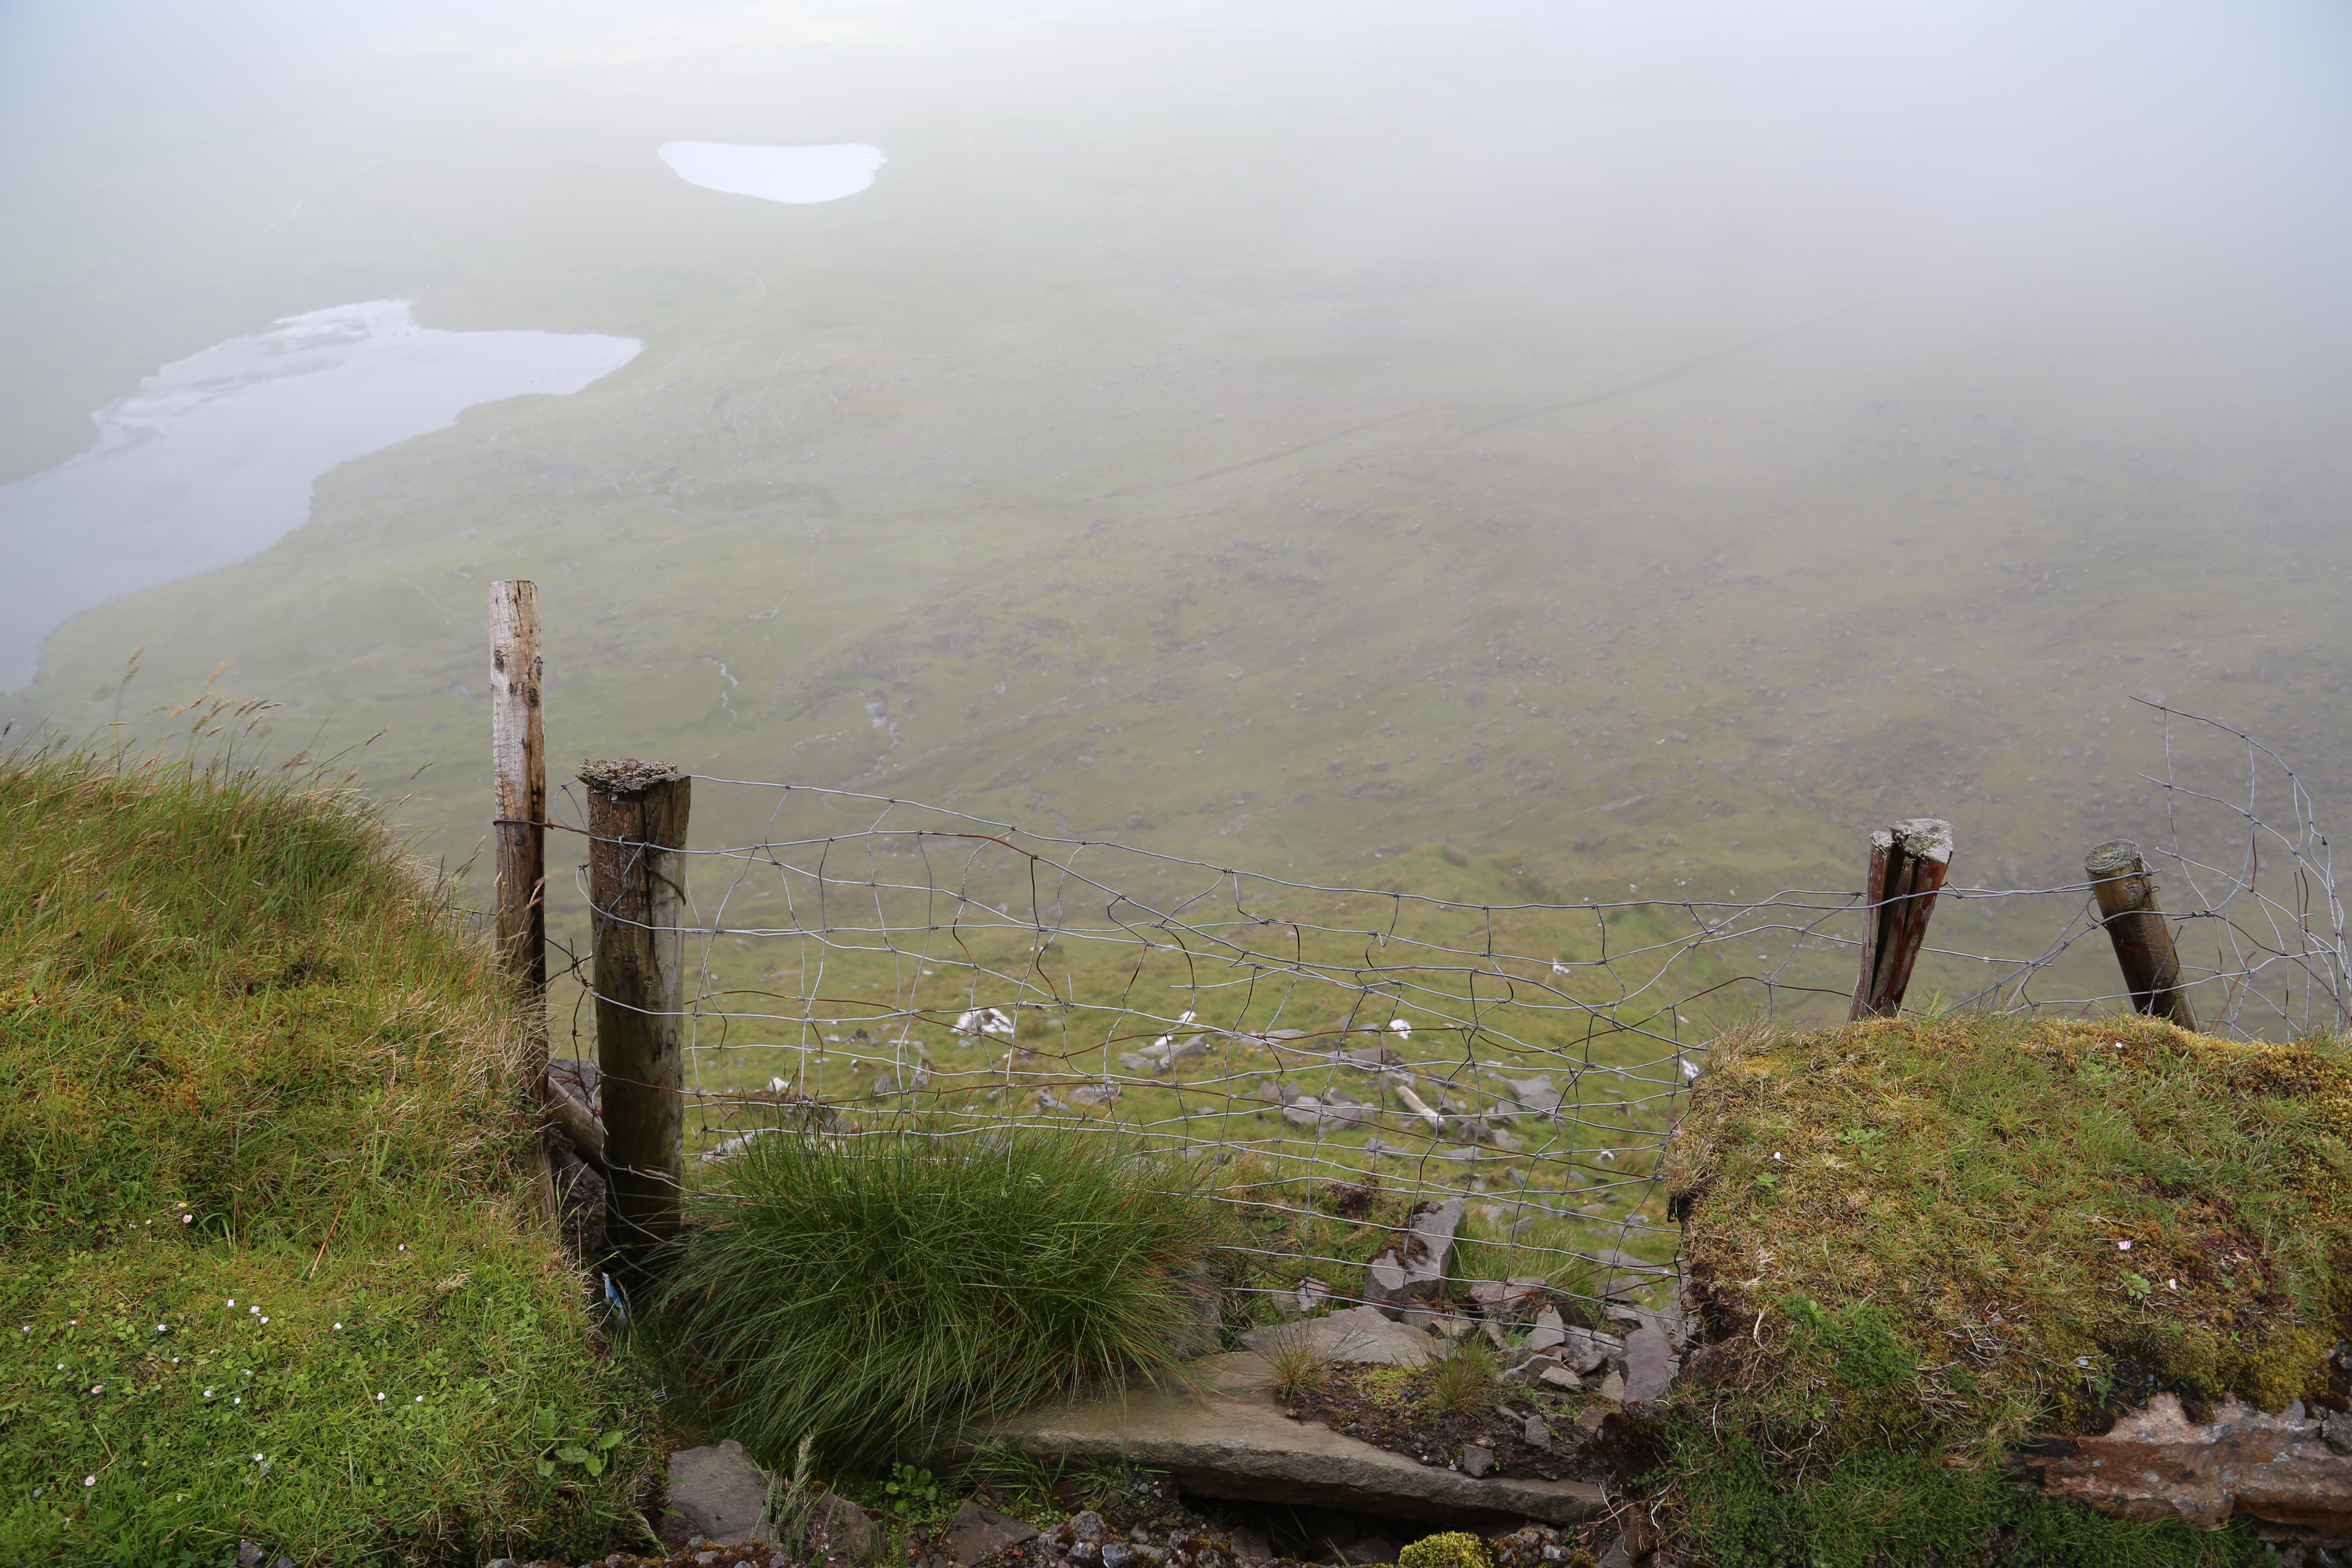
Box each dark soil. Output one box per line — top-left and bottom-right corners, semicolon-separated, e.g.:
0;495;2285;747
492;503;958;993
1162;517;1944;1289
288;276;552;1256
1280;1363;1592;1480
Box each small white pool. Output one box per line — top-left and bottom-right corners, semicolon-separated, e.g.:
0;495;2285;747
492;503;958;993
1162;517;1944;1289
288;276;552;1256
658;142;887;205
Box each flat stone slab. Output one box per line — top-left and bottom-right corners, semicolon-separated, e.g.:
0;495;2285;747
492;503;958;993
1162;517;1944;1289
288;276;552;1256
989;1353;1603;1526
1240;1306;1434;1366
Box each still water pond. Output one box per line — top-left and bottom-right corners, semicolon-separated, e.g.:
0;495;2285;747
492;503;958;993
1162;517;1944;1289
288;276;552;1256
0;300;638;689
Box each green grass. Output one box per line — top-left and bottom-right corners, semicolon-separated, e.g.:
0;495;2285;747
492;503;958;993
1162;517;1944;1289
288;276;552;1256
638;1122;1229;1471
0;742;659;1565
1657;1014;2352;1565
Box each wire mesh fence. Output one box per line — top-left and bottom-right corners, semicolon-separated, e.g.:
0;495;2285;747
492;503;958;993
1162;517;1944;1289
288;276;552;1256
538;701;2346;1327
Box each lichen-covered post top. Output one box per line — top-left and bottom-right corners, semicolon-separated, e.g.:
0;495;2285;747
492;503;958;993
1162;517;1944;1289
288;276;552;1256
579;757;683;800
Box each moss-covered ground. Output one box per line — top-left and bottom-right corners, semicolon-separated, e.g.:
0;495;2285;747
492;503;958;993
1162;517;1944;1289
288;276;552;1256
0;745;661;1565
1660;1015;2352;1565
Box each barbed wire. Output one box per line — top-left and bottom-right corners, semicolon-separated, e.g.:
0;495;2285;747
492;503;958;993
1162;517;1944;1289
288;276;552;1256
542;703;2345;1324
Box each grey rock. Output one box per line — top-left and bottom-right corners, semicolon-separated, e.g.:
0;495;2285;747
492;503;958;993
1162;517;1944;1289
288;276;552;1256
986;1351;1603;1525
2324;1410;2352;1456
1523;1415;1553;1449
1242;1306;1434;1367
1621;1326;1675;1406
1282;1102;1324;1129
1102;1545;1135;1568
1537;1365;1582;1392
1461;1444;1496;1478
947;1500;1041;1562
1071;1510;1109;1544
1361;1199;1464;1314
1067;1083;1120;1107
668;1439;771;1544
1561;1326;1620;1375
1341;1536;1399;1564
1596;1540;1633;1568
1119;1053;1161;1074
1229;1527;1273;1561
1524;1307;1567;1352
1505;1076;1562;1116
1132;1525;1154;1544
1598;1369;1626;1403
237;1544;265;1568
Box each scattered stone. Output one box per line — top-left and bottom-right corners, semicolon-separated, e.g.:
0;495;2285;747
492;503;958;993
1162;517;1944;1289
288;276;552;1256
1522;1415;1553;1450
1620;1327;1675;1406
1537;1366;1581;1392
1070;1511;1109;1544
1229;1527;1273;1561
1460;1444;1496;1478
1597;1370;1626;1403
2324;1410;2352;1456
1594;1541;1632;1568
2012;1393;2352;1534
1363;1138;1408;1160
1504;1077;1563;1117
810;1493;872;1561
1282;1102;1325;1129
1242;1306;1434;1367
1524;1308;1567;1353
1342;1536;1399;1564
1119;1053;1160;1075
1102;1544;1135;1568
1362;1199;1466;1317
946;1500;1041;1562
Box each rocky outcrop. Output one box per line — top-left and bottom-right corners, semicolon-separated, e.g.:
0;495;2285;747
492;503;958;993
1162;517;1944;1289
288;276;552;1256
2012;1393;2352;1540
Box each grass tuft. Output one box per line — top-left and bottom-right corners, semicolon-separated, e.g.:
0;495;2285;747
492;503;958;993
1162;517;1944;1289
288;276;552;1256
640;1124;1228;1469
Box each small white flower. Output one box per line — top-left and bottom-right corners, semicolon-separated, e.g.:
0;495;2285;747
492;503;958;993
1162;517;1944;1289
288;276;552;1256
83;1476;95;1488
375;1392;385;1402
56;1363;64;1370
2117;1240;2133;1251
156;1323;166;1332
333;1322;342;1330
414;1394;423;1403
90;1385;103;1393
226;1299;235;1307
249;1305;260;1315
181;1213;193;1223
233;1396;242;1404
260;1317;269;1324
204;1388;214;1397
2167;1279;2179;1290
253;1453;264;1462
1771;1151;1783;1161
397;1244;405;1252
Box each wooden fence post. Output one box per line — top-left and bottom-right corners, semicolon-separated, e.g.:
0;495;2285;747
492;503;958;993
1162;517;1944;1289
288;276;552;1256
582;759;691;1281
2084;839;2198;1029
1850;818;1954;1020
490;583;548;1010
490;582;554;1220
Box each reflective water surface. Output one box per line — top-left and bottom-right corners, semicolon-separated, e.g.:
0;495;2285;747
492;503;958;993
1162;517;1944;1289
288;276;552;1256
0;301;638;688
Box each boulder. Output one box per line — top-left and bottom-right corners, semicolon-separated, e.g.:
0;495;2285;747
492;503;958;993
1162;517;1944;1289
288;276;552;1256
2012;1393;2352;1538
667;1440;769;1544
665;1439;870;1556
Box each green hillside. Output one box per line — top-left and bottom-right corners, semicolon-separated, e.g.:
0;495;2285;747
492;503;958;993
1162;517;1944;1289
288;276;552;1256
0;745;658;1565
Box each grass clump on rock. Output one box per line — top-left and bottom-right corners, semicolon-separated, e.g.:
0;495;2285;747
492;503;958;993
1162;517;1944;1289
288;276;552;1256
0;744;658;1565
642;1124;1227;1469
1659;1015;2352;1566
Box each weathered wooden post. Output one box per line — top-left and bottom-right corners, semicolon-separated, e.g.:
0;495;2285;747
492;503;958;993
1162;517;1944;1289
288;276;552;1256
583;759;691;1281
2084;839;2198;1029
491;582;554;1219
490;583;548;1011
1850;818;1954;1020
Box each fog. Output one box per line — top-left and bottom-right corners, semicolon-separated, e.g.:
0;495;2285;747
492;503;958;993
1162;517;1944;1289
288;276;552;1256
1;0;2347;897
